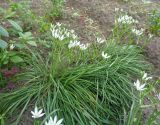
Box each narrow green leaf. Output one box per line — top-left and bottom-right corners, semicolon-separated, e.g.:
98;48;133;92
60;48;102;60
0;39;8;49
8;20;23;32
0;25;9;37
10;56;23;63
27;41;37;47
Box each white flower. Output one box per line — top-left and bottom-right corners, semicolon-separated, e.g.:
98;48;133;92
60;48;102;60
70;30;75;33
117;15;138;24
101;51;111;59
156;93;160;100
149;34;153;38
115;8;119;12
68;40;80;49
10;44;15;50
56;22;62;27
96;37;105;43
142;72;152;81
51;23;79;41
79;43;89;50
31;106;45;119
134;80;146;91
65;32;70;37
72;34;78;40
45;116;63;125
59;35;65;41
132;28;144;36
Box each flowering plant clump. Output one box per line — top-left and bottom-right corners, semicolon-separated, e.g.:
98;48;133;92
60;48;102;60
0;21;155;125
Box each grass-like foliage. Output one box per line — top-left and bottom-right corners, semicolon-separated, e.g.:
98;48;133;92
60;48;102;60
0;36;149;124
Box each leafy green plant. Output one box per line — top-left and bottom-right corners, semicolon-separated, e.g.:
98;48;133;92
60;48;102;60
9;1;36;31
149;10;160;36
19;32;37;47
0;21;22;67
8;20;23;33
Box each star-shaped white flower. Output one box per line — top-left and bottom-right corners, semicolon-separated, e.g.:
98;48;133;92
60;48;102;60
142;72;152;81
134;80;146;91
31;106;45;119
45;116;63;125
101;51;111;59
10;44;15;50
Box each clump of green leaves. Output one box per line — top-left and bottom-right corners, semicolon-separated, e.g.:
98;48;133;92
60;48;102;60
50;0;65;18
149;10;160;36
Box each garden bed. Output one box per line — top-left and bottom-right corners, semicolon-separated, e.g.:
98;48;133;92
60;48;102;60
0;0;160;125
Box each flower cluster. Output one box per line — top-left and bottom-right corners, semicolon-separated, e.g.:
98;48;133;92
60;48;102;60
31;106;63;125
68;41;89;50
117;15;138;24
51;23;78;41
51;23;91;51
132;28;144;36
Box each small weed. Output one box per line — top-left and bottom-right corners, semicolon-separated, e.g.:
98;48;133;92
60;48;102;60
149;10;160;36
49;0;65;19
